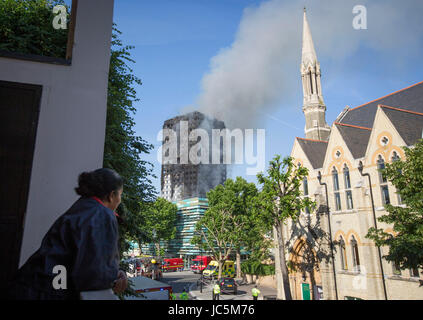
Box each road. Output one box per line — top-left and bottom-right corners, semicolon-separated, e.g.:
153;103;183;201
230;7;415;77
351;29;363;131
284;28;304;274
161;270;201;295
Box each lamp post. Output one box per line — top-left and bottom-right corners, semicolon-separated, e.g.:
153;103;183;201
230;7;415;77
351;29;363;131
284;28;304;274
358;161;388;300
317;171;339;300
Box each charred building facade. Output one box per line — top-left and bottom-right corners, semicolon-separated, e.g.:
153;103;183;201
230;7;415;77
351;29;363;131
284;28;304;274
161;111;227;201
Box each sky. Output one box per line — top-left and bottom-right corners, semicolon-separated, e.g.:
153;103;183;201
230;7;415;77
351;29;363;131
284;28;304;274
108;0;423;195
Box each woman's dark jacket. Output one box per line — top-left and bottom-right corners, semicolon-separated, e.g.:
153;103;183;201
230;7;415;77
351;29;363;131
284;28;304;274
8;197;120;300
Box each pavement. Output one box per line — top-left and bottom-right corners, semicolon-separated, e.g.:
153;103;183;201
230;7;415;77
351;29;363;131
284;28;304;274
188;278;277;300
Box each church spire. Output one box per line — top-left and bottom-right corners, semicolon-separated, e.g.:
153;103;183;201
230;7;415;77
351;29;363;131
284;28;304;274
302;8;318;68
300;9;330;141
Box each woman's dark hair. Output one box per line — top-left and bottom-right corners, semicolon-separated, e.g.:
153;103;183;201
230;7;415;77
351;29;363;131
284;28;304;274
75;168;123;199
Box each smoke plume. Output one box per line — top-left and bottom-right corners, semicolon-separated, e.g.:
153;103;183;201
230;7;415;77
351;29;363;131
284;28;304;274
184;0;423;129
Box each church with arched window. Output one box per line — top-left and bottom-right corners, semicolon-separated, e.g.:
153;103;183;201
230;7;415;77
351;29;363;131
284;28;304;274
285;9;423;300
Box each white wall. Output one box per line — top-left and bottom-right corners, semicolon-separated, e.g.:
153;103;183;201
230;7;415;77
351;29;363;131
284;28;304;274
0;0;115;266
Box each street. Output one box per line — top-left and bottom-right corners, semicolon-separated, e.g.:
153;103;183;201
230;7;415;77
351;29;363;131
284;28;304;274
161;270;200;296
160;270;277;300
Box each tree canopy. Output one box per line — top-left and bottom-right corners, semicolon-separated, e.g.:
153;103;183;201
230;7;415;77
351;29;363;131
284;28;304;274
192;182;237;279
137;198;178;256
192;177;272;279
256;155;315;300
104;25;156;254
0;0;68;58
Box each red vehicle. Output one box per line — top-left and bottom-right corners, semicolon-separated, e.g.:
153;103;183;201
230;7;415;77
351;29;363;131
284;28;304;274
191;256;212;273
162;258;184;272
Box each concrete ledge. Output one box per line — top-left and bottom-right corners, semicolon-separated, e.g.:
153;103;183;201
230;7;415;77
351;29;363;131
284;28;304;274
0;50;71;66
387;275;421;283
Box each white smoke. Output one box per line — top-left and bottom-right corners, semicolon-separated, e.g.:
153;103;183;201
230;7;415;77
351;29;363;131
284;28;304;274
183;0;423;129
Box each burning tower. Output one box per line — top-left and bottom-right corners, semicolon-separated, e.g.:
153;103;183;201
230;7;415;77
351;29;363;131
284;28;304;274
161;111;227;201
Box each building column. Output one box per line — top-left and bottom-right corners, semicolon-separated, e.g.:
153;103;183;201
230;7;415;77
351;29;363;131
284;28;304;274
317;73;323;98
302;74;307;97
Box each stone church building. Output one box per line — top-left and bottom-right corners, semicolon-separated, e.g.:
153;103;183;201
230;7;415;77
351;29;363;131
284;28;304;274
284;10;423;300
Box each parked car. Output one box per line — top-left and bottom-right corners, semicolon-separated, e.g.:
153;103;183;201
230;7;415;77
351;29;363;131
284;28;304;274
218;277;237;295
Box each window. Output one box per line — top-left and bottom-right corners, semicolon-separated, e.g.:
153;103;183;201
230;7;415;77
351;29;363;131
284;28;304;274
335;193;342;211
343;165;353;209
351;236;360;272
381;136;389;146
301;173;310;214
346;191;354;210
381;185;391;205
343;165;351;189
378;155;390;205
303;177;309;196
377;155;387;183
309;71;313;94
332;167;342;211
339;237;347;270
332;167;340;191
391;151;400;162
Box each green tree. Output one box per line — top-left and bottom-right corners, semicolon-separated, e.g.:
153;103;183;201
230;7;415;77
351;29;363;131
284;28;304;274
366;139;423;271
257;155;315;300
223;177;268;278
138;198;178;256
104;25;156;255
192;183;237;279
0;0;69;58
192;178;270;279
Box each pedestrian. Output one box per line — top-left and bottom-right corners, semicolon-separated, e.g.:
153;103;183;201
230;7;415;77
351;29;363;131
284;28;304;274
252;285;261;301
179;289;189;300
213;283;220;300
6;168;127;300
170;292;177;300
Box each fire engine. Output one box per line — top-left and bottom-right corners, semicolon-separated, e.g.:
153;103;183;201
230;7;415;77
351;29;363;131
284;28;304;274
191;256;212;273
162;258;184;272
